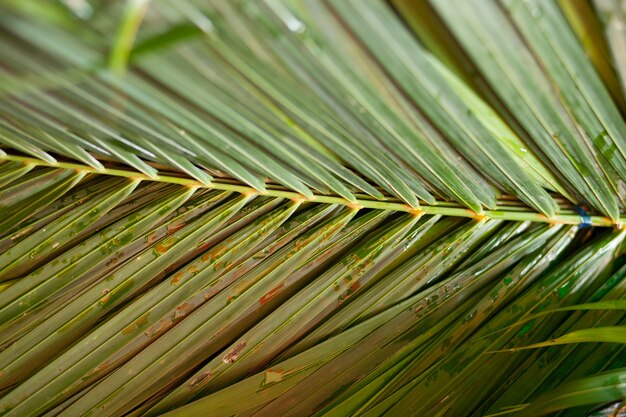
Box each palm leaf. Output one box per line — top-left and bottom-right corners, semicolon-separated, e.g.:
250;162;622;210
1;1;626;416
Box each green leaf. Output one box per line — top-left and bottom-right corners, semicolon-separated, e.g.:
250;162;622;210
502;368;626;417
1;2;626;416
501;327;626;351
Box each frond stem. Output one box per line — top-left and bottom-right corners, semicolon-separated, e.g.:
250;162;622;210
3;154;623;227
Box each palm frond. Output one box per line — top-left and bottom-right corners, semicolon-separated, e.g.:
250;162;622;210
1;1;626;416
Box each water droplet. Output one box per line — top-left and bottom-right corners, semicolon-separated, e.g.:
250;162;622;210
286;18;305;33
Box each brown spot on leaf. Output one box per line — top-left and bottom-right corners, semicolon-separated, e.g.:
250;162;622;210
262;369;284;385
167;223;185;235
230;266;247;281
170;271;185;286
259;283;284;305
81;361;111;382
338;282;361;302
122;323;136;335
155;237;177;254
145;318;172;338
258;365;307;389
100;293;111;305
208;246;228;261
188;371;212;389
222;342;247;363
414;304;426;317
174;303;192;319
121;313;150;335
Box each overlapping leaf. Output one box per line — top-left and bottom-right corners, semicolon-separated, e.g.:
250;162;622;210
1;1;626;417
